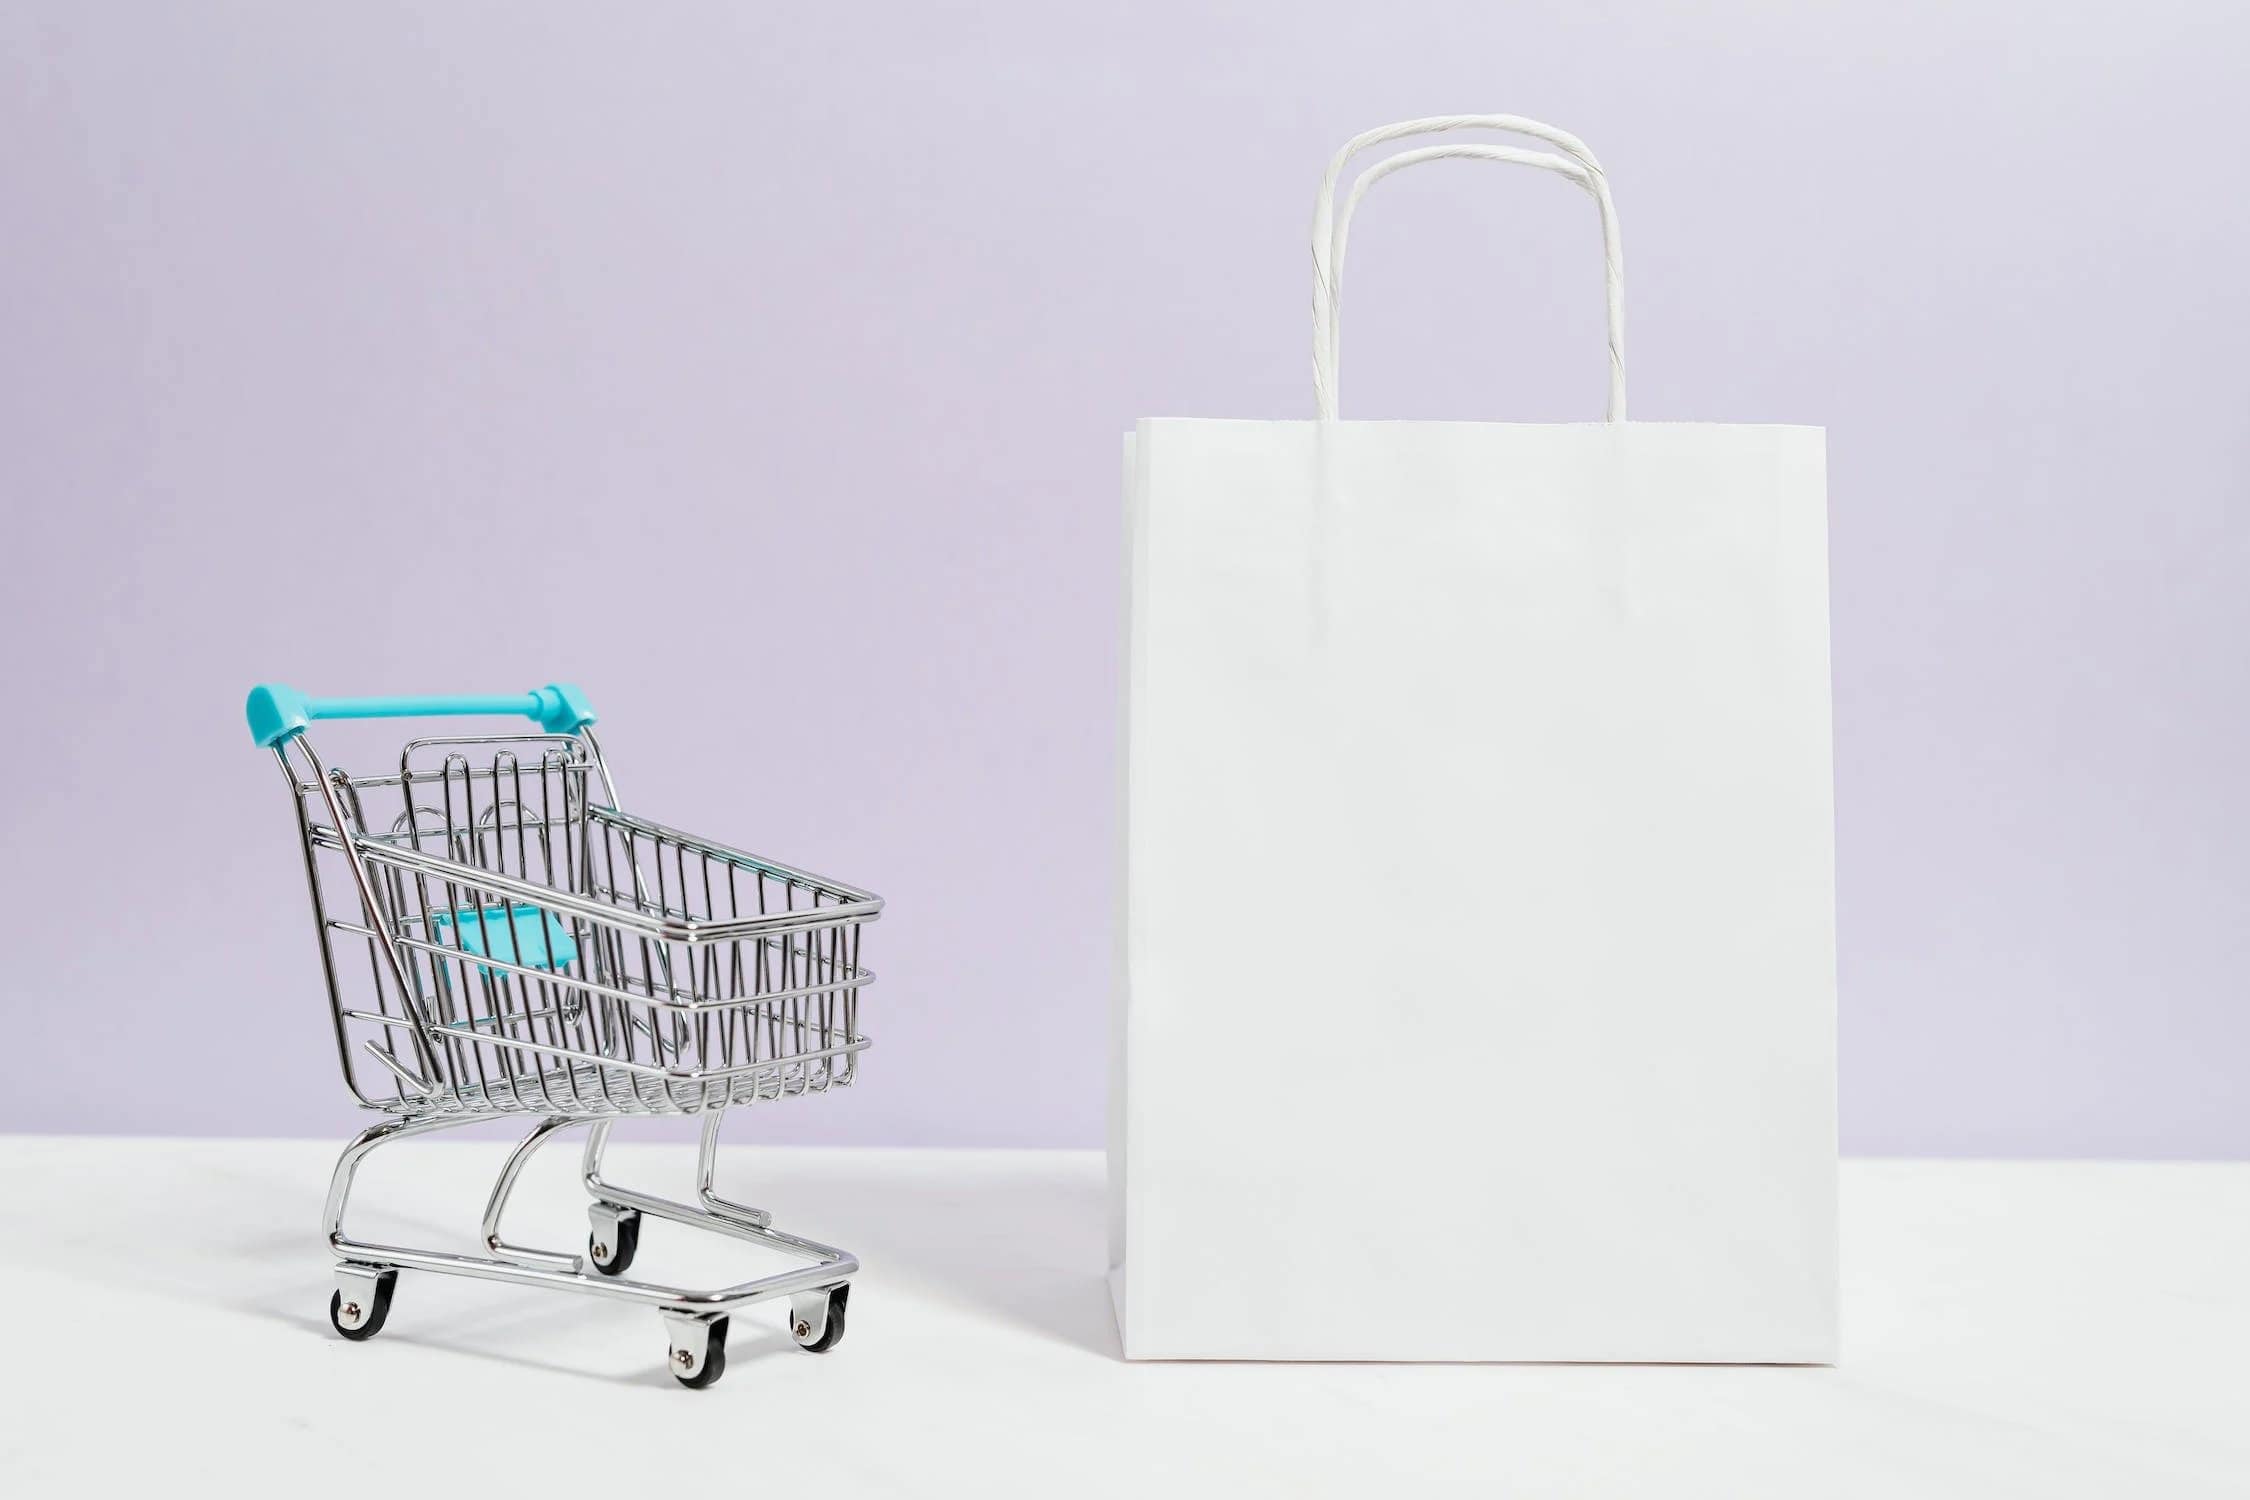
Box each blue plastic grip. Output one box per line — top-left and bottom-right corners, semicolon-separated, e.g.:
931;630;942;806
246;683;596;747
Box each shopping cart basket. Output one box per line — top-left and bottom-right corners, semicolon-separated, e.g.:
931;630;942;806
248;683;880;1387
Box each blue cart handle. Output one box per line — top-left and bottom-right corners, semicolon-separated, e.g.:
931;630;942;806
246;683;596;747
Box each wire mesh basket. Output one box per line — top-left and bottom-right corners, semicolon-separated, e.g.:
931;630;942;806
292;732;877;1117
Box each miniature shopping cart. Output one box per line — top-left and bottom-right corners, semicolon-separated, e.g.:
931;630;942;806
248;683;879;1388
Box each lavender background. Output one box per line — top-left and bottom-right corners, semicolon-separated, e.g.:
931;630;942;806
3;2;2245;1156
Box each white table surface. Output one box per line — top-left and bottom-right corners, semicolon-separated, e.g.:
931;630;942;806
0;1136;2242;1496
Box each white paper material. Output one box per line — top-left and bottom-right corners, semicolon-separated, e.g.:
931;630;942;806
1109;117;1838;1363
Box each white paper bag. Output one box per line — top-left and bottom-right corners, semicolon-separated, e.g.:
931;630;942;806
1110;117;1837;1363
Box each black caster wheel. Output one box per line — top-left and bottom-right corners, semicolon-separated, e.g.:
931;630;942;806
589;1207;641;1277
329;1270;397;1341
669;1315;729;1389
792;1284;849;1353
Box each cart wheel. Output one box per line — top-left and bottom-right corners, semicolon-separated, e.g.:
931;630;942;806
668;1315;729;1389
588;1206;641;1277
792;1284;849;1353
328;1270;396;1342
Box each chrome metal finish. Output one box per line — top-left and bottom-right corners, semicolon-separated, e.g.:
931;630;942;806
578;1120;859;1294
587;1200;633;1268
333;1263;387;1330
266;717;882;1381
788;1288;833;1345
482;1117;584;1271
663;1310;724;1380
696;1109;774;1228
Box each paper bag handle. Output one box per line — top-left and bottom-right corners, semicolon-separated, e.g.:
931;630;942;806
1311;116;1626;423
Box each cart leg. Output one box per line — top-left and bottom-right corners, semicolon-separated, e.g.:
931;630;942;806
322;1114;475;1341
581;1118;618;1198
580;1112;775;1231
324;1113;477;1251
581;1112;856;1289
694;1108;775;1228
479;1116;587;1271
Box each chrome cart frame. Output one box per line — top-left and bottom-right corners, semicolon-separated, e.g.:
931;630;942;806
249;684;881;1387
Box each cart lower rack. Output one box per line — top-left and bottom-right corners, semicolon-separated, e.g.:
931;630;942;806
249;684;881;1388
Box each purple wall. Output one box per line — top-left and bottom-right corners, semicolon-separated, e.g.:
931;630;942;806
3;2;2245;1155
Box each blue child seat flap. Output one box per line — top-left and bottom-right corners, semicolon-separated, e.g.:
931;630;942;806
429;904;580;979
